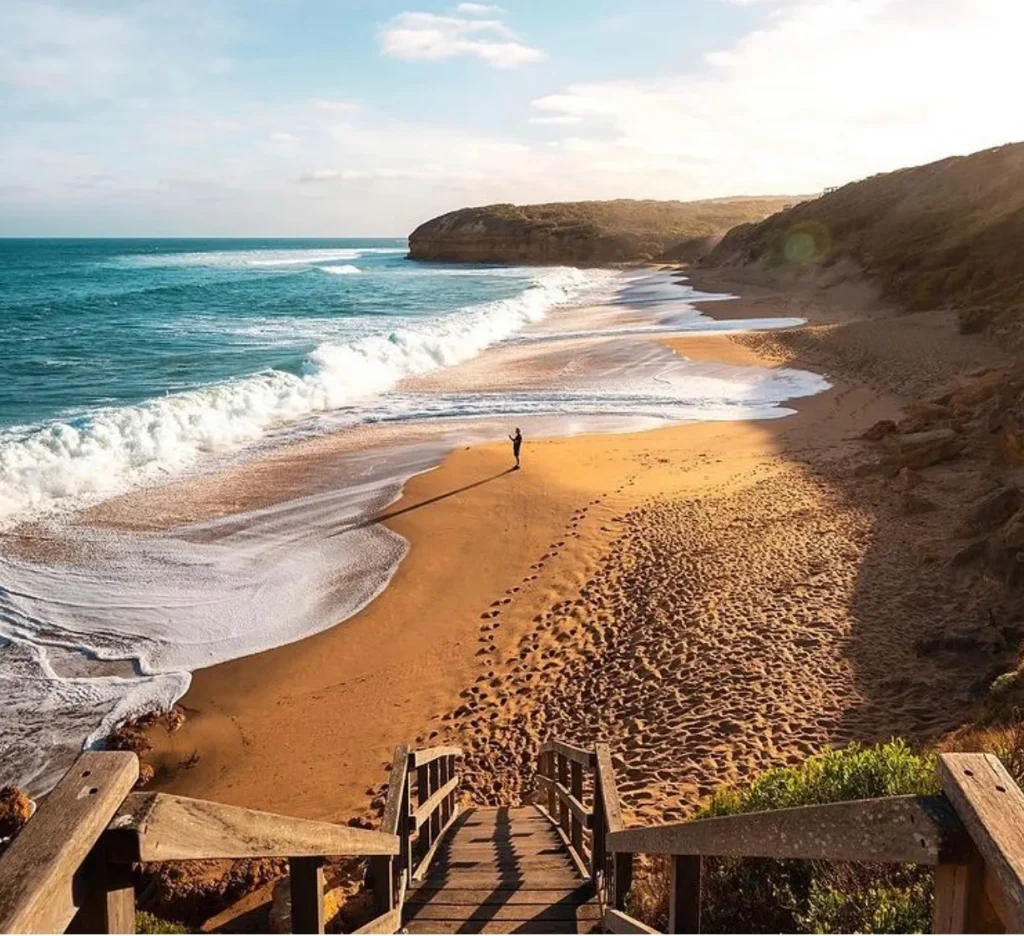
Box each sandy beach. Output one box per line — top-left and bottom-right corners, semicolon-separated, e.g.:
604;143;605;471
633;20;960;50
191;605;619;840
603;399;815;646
132;264;1017;830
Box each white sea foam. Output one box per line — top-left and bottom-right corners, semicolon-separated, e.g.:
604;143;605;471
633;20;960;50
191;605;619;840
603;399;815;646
0;267;612;527
0;267;833;794
318;264;361;274
113;247;406;269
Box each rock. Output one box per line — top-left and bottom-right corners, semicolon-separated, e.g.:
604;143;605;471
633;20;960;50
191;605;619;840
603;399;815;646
1000;510;1024;551
408;198;794;264
957;486;1021;537
899;491;938;515
894;467;920;491
897;403;950;434
1000;425;1024;466
951;538;988;567
861;419;898;441
882;428;964;469
0;787;34;846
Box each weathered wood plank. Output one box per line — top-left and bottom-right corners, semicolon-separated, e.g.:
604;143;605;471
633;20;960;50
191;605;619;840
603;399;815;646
0;751;138;934
595;744;623;835
405;886;592;906
409;746;462;768
353;906;401;934
608;794;966;865
932;854;986;934
667;855;701;935
536;776;592;830
289;856;324;934
404;903;601;922
112;792;398;861
411;776;459;832
539;740;595;769
938;753;1024;930
604;907;657;934
381;744;410;837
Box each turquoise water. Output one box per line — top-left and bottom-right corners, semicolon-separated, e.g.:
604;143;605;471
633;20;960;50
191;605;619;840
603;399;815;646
0;238;603;523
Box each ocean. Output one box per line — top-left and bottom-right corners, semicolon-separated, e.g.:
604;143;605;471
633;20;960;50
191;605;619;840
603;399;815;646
0;238;612;526
0;238;830;794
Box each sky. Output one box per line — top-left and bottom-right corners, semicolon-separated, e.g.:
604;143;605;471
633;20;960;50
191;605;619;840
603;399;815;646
2;0;1023;236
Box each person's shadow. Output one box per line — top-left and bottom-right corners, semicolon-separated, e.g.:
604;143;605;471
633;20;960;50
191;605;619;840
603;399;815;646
328;467;517;536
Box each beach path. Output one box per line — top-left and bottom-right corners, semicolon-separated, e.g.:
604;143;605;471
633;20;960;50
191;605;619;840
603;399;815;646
403;806;600;933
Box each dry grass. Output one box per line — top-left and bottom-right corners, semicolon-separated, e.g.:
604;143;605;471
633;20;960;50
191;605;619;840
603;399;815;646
707;142;1024;336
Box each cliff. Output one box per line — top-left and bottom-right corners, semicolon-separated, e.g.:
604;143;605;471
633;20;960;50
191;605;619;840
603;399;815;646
407;197;796;265
705;142;1024;336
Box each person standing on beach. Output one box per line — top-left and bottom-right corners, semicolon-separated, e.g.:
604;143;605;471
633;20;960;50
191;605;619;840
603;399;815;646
510;428;522;469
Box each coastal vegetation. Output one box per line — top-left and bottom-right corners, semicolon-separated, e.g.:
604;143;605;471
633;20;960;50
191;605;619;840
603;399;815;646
407;197;795;264
706;142;1024;340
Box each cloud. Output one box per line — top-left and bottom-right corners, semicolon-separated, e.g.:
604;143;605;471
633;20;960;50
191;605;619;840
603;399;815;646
267;131;299;143
378;11;545;68
529;0;1024;194
456;2;506;13
311;98;361;113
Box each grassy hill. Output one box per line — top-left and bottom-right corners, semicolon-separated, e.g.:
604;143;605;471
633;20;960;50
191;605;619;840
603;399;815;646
408;197;796;265
706;143;1024;334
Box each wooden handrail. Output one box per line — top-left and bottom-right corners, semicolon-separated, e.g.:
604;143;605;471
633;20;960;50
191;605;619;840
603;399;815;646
595;743;624;834
536;775;592;829
0;752;138;934
539;739;595;768
110;792;399;861
408;745;461;768
410;776;460;831
606;795;968;865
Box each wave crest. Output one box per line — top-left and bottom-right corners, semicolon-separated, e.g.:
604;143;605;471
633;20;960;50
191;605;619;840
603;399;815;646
0;267;610;525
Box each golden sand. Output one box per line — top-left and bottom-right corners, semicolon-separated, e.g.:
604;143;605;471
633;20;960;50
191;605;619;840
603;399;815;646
142;267;1013;827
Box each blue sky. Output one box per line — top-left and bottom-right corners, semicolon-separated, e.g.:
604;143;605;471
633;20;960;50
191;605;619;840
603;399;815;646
2;0;1023;236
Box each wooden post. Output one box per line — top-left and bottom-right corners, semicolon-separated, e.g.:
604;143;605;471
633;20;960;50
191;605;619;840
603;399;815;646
591;781;606;888
546;751;557;817
368;854;393;917
613;852;633;912
558;754;570;837
439;757;451;829
933;854;985;934
668;855;701;934
937;753;1024;931
571;760;584;858
403;760;415;890
417;762;431;863
288;856;325;934
429;759;441;843
70;843;136;934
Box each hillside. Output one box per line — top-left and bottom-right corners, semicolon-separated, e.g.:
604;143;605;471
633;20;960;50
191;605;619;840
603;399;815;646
706;142;1024;334
407;197;796;264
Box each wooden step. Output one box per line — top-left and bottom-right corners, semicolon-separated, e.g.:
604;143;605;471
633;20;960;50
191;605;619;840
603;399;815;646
406;886;593;906
405;903;601;923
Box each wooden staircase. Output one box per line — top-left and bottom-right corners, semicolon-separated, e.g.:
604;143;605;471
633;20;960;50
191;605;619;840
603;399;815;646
4;738;1024;933
403;806;600;933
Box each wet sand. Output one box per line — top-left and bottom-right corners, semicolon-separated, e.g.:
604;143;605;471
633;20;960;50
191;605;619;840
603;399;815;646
141;265;1015;827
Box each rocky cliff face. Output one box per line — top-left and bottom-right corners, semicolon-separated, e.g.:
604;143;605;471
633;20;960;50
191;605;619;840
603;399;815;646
408;198;795;265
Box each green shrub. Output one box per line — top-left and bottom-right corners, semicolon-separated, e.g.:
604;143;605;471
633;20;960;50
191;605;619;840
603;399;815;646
697;741;939;934
135;911;190;934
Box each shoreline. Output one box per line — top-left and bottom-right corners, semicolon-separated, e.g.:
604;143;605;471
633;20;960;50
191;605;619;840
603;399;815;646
135;268;890;822
143;262;1016;831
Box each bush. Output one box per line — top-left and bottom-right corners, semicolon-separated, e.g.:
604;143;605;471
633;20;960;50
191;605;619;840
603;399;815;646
135;911;190;934
697;740;939;933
